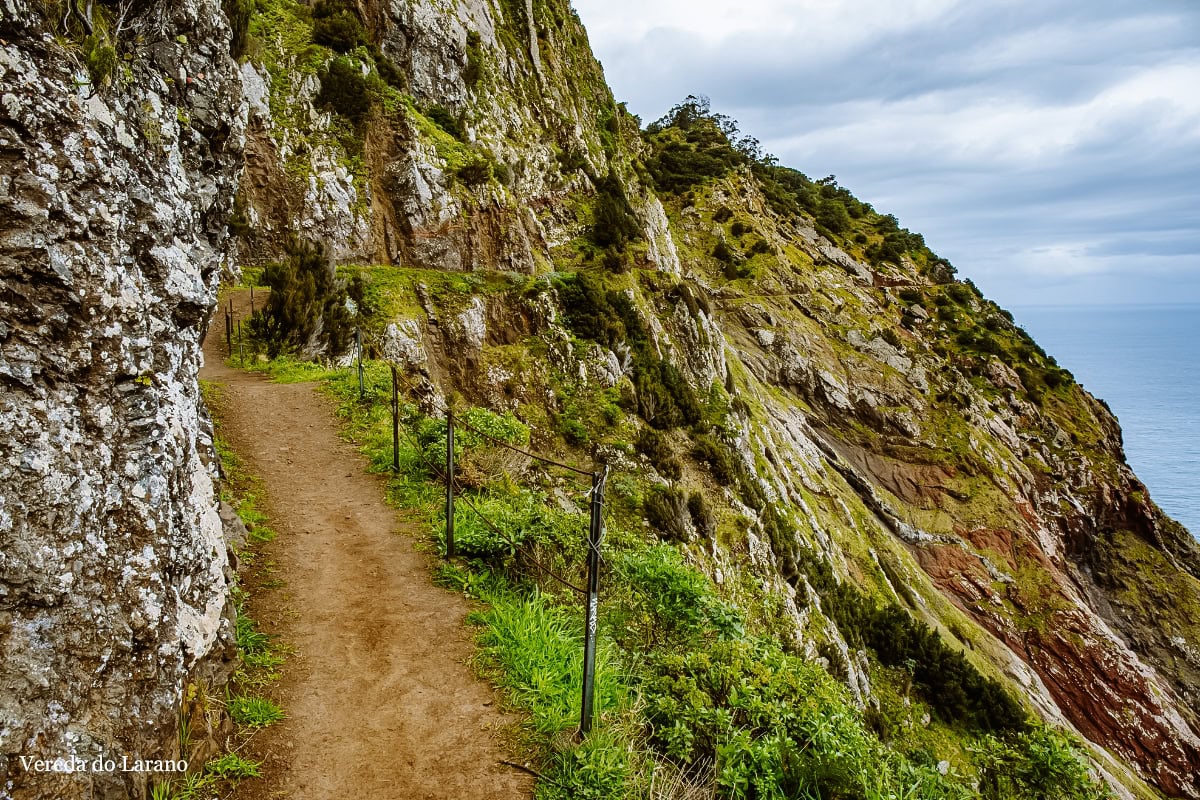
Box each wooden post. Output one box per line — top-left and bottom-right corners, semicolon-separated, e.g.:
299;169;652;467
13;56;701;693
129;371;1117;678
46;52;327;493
580;463;608;735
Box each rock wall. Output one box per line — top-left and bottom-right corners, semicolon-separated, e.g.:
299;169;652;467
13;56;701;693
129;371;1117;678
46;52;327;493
0;2;243;797
236;0;678;276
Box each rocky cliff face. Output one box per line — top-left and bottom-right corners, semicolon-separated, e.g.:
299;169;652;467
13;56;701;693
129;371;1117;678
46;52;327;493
0;1;243;797
236;0;676;274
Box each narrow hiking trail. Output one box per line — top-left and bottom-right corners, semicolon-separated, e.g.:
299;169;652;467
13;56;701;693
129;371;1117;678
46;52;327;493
201;294;530;800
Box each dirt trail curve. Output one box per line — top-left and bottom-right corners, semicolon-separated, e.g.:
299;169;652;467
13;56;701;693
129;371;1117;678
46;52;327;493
201;292;530;800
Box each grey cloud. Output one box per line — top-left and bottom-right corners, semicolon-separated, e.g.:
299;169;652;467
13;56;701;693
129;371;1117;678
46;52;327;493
578;0;1200;305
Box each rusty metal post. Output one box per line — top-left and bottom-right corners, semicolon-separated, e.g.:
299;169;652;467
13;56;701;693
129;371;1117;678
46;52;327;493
356;328;364;401
580;462;608;735
390;364;400;473
445;410;455;558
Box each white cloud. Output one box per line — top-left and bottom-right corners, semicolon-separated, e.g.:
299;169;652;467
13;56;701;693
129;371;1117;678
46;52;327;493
576;0;963;48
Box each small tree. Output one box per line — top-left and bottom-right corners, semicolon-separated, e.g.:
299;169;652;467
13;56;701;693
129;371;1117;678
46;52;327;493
251;240;353;358
317;57;371;123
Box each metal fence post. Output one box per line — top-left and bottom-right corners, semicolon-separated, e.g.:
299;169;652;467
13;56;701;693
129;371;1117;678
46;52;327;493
390;365;400;473
356;328;365;400
237;320;243;366
580;462;608;736
445;410;455;559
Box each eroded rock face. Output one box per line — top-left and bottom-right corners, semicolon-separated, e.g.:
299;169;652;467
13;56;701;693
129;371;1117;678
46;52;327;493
237;0;678;276
0;3;243;797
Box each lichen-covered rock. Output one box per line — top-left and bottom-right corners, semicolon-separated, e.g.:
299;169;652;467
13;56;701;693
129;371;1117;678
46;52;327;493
0;2;243;797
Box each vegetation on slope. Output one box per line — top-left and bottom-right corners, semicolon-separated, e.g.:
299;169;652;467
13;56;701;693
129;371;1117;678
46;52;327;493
231;277;1110;798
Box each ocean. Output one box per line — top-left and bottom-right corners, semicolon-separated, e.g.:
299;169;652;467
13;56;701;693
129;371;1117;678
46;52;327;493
1011;305;1199;538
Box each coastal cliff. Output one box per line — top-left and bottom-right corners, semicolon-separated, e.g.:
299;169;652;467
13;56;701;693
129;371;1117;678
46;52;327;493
1;0;1198;797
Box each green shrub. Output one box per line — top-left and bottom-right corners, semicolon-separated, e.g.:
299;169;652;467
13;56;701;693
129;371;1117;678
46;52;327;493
83;34;117;88
712;238;735;264
747;237;772;256
249;239;354;357
635;427;681;480
222;0;254;58
1042;366;1071;390
643;485;689;541
692;434;736;485
541;729;631;800
204;753;260;782
317;57;371;122
557;274;701;429
880;326;903;349
816;197;852;234
643;640;962;799
227;695;284;728
614;545;741;644
687;491;715;536
632;355;701;429
590;173;641;252
559;414;589;445
643;96;750;193
227;194;252;238
824;584;1027;732
375;53;406;89
559;272;625;348
975;726;1111;800
425;104;464;140
455;153;493;186
312;0;365;52
472;591;626;735
946;282;974;306
463;30;484;86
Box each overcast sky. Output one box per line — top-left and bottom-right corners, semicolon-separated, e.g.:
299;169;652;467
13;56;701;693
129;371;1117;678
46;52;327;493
571;0;1200;308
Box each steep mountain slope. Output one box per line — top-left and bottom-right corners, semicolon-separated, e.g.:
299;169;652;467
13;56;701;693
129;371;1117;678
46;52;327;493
0;1;244;798
229;0;1200;795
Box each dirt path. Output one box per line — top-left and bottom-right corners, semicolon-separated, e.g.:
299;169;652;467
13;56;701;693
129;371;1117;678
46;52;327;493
201;293;530;800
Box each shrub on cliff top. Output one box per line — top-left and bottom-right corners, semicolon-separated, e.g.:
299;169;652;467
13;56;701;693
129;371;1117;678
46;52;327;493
643;95;752;193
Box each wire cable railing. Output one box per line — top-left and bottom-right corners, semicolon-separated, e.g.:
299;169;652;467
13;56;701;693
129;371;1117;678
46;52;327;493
219;297;612;736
